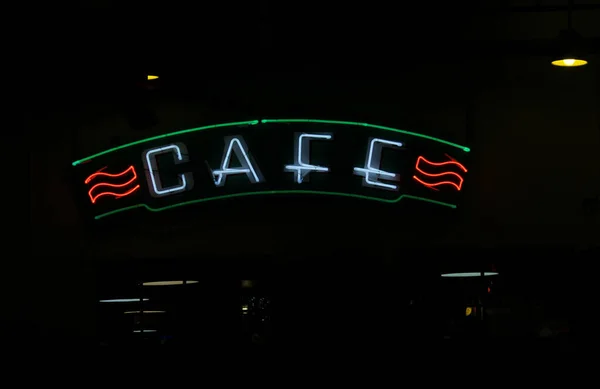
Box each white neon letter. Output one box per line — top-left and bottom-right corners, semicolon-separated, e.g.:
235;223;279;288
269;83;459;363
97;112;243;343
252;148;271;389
211;136;263;187
353;138;403;191
284;132;333;183
142;142;194;198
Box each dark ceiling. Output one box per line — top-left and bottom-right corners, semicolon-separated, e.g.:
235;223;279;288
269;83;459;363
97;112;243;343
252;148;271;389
24;1;600;99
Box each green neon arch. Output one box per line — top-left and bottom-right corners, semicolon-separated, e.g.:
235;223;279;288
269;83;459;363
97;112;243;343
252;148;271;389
93;192;457;220
71;119;470;166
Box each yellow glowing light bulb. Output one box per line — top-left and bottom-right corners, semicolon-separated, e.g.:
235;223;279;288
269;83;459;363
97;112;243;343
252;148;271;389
147;75;159;80
552;58;588;67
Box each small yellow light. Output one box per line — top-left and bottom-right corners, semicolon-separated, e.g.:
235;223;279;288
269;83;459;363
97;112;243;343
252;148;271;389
551;58;588;67
466;307;472;317
147;75;159;80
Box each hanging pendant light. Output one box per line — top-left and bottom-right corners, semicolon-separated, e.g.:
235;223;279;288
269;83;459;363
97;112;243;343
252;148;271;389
552;1;588;67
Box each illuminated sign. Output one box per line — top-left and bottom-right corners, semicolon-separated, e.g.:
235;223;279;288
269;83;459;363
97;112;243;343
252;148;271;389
72;119;470;220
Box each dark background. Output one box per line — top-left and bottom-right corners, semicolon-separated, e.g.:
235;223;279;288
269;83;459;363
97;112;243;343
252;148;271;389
18;0;600;347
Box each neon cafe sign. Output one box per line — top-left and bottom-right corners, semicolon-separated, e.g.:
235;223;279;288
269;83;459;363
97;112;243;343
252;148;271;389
72;119;470;220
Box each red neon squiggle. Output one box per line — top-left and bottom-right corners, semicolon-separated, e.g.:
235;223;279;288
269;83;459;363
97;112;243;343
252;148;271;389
88;174;137;195
85;165;139;204
88;178;139;203
413;176;462;191
85;165;135;184
89;185;140;204
415;156;467;172
413;156;467;191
